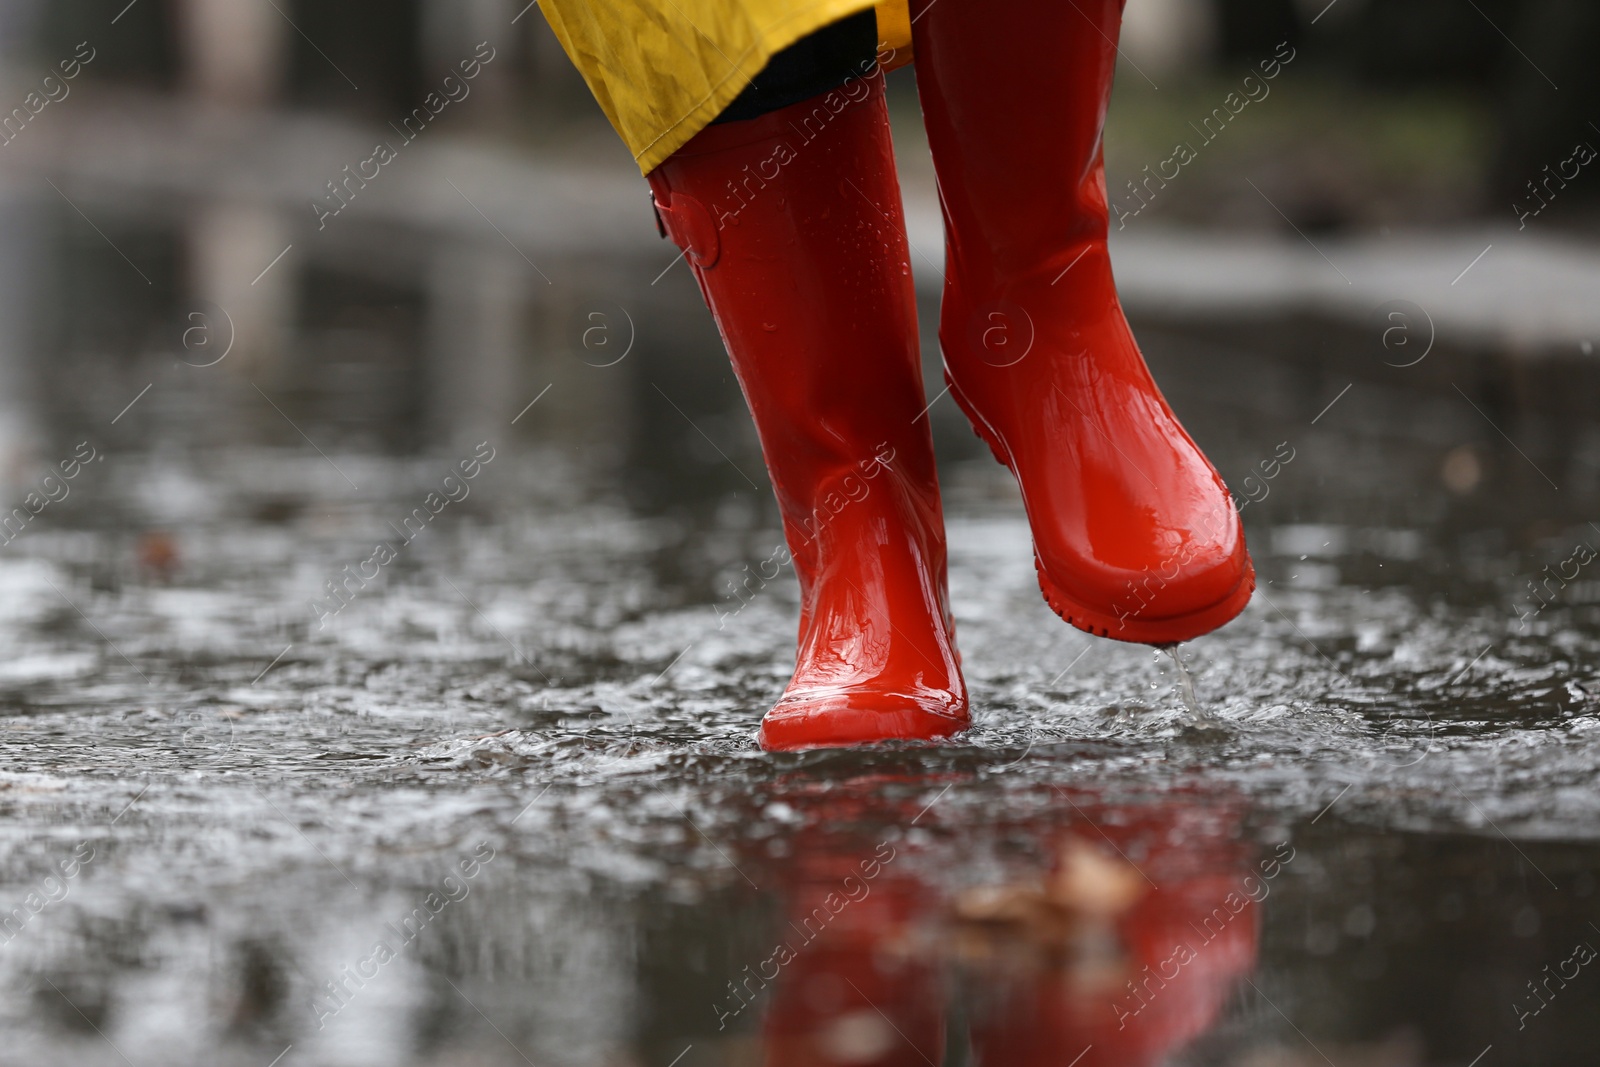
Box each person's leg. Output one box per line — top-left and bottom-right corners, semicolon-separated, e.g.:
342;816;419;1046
649;60;966;749
910;0;1254;645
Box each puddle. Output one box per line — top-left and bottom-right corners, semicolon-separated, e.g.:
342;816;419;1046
0;428;1596;1066
1;200;1599;1065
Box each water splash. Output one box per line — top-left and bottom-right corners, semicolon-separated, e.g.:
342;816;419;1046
1161;645;1211;724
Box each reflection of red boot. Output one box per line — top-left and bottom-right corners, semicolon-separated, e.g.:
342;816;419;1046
911;0;1255;645
957;801;1260;1067
752;777;947;1066
648;79;967;750
966;861;1258;1067
762;874;945;1067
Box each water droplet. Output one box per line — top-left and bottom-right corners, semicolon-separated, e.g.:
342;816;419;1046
1162;646;1208;723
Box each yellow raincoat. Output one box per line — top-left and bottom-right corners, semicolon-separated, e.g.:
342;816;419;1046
540;0;912;175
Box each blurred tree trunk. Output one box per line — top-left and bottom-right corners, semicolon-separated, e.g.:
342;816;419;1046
1494;0;1600;215
1212;0;1301;66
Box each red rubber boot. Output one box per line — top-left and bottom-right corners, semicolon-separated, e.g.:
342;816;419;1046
911;0;1255;644
648;78;968;750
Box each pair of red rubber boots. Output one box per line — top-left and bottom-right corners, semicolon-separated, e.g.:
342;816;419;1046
647;0;1254;750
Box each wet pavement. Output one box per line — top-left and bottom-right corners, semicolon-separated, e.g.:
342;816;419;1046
3;185;1600;1067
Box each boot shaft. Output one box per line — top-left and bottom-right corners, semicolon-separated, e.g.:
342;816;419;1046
647;79;947;591
912;0;1127;287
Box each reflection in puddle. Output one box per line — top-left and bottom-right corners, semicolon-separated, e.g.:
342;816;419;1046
748;782;1261;1066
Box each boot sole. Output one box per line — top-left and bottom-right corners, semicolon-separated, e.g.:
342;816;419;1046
944;371;1255;645
758;690;970;751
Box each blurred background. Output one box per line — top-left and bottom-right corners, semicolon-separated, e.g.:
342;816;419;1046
0;0;1596;495
2;2;1600;1066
